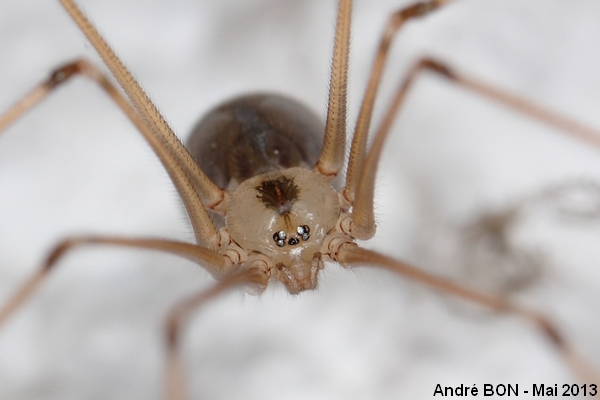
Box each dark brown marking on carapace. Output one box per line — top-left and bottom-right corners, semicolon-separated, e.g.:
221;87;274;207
255;176;299;215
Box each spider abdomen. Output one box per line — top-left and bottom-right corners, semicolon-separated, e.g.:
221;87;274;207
186;93;325;190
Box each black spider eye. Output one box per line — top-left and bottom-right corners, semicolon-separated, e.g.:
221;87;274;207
273;230;287;247
273;227;309;247
296;225;310;241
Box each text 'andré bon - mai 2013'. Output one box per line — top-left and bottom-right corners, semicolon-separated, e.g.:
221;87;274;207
433;383;597;397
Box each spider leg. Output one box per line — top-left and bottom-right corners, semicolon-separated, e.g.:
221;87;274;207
164;268;269;400
348;57;600;239
314;0;351;180
0;236;235;330
0;58;222;247
344;0;453;204
58;0;229;247
336;243;600;384
57;0;225;207
426;58;600;149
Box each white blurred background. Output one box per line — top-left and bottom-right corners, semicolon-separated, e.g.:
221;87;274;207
0;0;599;399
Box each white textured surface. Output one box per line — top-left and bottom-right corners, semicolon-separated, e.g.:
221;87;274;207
0;1;599;399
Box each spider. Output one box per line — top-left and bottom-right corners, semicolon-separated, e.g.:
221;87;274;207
0;0;599;399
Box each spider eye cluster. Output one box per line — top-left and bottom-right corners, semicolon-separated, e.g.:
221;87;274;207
226;167;340;264
273;225;310;247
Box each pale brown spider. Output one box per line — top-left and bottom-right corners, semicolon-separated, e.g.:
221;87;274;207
0;1;599;399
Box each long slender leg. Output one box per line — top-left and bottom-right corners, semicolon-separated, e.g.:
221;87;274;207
336;244;600;384
165;269;269;400
0;59;221;247
314;0;351;180
349;58;600;239
435;60;600;149
58;0;224;209
0;72;62;133
343;0;453;204
0;236;234;330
